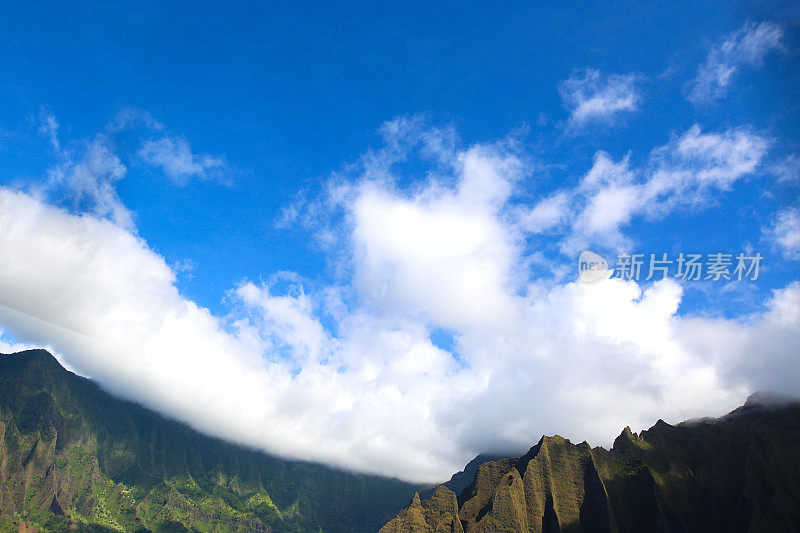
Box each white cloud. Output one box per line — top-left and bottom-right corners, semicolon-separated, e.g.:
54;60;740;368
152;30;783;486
347;146;522;332
677;282;800;398
0;328;32;354
34;111;232;230
46;136;134;230
0;183;473;481
558;69;642;127
139;136;227;185
688;21;784;104
770;153;800;183
35;110;133;229
517;191;570;233
644;125;769;209
764;207;800;260
108;108;164;132
0;120;795;485
38;108;62;152
566;152;641;250
557;125;769;252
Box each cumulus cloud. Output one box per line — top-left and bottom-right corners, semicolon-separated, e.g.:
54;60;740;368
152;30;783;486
688;21;784;104
558;69;642;127
139;136;228;185
764;207;800;260
0;119;796;484
677;282;800;398
0;187;464;480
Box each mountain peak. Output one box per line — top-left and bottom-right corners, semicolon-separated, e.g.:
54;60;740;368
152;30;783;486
421;453;506;500
744;390;800;408
2;347;59;364
0;348;66;377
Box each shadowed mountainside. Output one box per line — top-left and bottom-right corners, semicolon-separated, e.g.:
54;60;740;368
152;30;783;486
381;395;800;532
0;349;422;532
419;455;503;501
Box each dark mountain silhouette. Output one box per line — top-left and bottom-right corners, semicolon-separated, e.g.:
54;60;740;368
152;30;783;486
381;394;800;532
0;349;422;532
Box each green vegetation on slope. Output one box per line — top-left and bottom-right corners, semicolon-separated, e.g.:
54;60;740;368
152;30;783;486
0;350;422;532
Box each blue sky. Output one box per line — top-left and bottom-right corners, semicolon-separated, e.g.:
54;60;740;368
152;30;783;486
0;1;798;481
2;0;797;316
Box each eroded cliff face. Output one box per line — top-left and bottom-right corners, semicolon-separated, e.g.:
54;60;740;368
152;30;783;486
382;398;800;533
381;488;464;533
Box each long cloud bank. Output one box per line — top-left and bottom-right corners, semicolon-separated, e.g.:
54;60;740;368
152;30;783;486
1;114;799;483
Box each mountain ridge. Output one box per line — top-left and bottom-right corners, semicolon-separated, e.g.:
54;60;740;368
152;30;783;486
5;348;800;532
381;394;800;532
0;349;423;532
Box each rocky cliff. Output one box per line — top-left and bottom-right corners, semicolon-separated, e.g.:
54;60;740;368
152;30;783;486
381;396;800;532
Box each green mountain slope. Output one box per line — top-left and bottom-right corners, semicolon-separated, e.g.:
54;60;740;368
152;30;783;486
0;349;422;533
381;396;800;532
